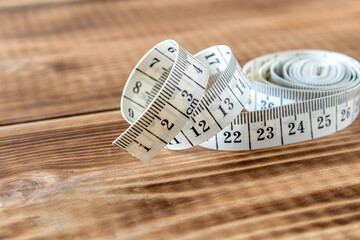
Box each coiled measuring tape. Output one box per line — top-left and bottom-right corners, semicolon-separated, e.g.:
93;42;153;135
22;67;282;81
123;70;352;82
113;40;360;161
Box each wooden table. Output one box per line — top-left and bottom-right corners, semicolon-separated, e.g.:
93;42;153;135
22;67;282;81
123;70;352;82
1;0;360;239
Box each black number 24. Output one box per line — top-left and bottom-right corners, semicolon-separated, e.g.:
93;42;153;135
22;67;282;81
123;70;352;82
288;121;305;135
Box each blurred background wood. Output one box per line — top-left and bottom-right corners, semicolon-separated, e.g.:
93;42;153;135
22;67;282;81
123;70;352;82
1;0;360;239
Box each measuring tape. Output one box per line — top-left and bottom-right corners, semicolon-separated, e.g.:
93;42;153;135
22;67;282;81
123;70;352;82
113;40;360;161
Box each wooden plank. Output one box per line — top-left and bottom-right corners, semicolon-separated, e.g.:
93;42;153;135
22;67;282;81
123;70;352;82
1;111;360;239
2;0;360;239
0;0;79;9
1;0;360;125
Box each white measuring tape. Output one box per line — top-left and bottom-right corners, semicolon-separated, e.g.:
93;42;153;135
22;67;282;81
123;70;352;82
113;40;360;161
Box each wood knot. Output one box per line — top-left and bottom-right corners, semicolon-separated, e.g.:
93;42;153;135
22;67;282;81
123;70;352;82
0;179;40;206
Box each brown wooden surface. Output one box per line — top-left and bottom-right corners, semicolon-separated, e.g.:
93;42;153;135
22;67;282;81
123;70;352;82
1;0;360;239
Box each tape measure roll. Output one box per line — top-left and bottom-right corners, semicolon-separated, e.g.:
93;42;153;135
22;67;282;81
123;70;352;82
112;40;209;161
200;50;360;150
113;39;360;161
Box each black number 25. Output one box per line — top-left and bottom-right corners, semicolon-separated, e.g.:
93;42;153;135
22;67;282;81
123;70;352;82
317;115;331;129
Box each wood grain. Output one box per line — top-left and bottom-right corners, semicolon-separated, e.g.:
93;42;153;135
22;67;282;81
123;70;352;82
2;111;360;239
1;0;360;125
1;0;360;239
